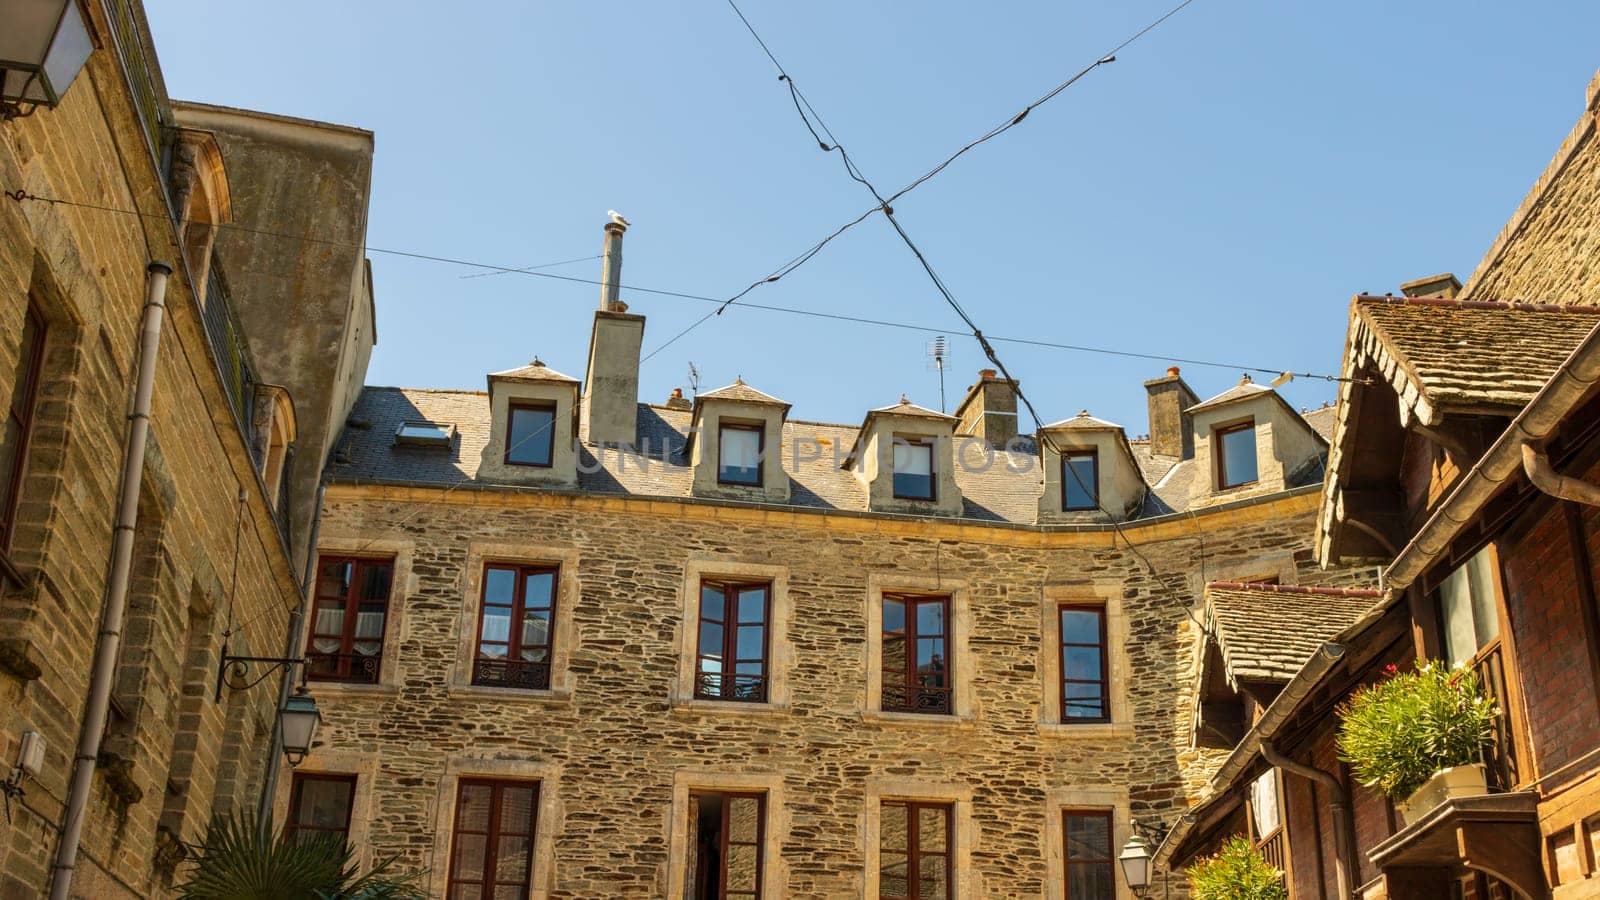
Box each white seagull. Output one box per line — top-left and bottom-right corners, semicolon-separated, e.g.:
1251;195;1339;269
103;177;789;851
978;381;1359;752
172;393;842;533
607;210;631;227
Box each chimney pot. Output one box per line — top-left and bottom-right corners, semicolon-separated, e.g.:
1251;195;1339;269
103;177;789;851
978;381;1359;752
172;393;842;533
1167;366;1180;377
665;387;690;410
979;368;997;379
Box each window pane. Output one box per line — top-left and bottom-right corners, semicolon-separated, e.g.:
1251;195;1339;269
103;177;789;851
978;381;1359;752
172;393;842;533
918;807;947;852
355;603;385;639
917;639;948;684
916;602;945;635
1250;770;1281;836
1465;548;1500;649
1440;561;1479;668
520;612;550;649
1063;452;1097;509
1060;609;1101;645
727;845;759;891
500;786;537;834
737;588;766;624
1219;424;1258;487
456;784;491;830
879;852;909;899
700;585;725;622
883;597;906;633
481;606;511;643
918;855;948;900
736;625;765;660
483;567;516;605
507;405;555;465
292;777;352;831
892;441;934;498
880;803;908;851
452;834;487;880
1062;646;1102;681
495;835;530;882
318;561;352;599
719;426;762;485
1067;862;1114;900
1065;813;1110;859
1063;684;1106;719
359;563;392;600
0;417;21;515
524;571;555;609
313;598;346;635
698;621;724;659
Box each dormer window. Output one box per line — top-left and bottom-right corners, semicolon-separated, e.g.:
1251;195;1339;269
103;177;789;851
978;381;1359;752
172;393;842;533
506;402;556;467
1216;420;1258;489
717;422;763;486
1061;449;1099;511
892;437;936;500
395;421;454;449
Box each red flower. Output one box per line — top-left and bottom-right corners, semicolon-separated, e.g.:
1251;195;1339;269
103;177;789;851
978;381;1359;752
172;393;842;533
1383;663;1399;676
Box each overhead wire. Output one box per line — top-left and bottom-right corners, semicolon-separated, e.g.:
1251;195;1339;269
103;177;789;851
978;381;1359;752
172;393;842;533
722;0;1218;637
2;186;1348;382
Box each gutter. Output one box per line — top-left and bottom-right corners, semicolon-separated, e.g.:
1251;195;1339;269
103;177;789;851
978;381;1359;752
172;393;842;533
1385;319;1600;591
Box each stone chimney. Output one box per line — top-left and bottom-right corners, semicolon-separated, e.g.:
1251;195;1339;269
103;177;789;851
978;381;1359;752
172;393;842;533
1144;366;1200;459
1399;273;1462;300
582;214;644;446
664;387;691;410
953;368;1019;448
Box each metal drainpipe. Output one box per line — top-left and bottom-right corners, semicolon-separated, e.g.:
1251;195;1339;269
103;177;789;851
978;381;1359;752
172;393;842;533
1260;740;1356;900
49;262;172;900
1522;442;1600;507
256;479;325;826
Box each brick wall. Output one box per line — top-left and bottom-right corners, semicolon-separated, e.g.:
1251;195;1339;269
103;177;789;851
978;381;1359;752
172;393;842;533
309;485;1370;898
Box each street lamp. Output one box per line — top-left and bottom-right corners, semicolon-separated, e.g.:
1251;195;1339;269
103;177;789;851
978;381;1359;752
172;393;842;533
278;686;321;767
1118;833;1153;894
0;0;94;120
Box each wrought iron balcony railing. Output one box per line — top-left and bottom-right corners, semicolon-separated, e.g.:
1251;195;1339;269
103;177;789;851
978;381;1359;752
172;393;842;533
303;652;381;685
472;657;552;691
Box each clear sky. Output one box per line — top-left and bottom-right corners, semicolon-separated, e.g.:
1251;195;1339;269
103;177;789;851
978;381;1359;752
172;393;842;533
146;1;1600;432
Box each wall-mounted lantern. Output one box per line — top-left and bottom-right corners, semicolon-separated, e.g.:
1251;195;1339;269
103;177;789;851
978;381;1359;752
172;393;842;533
1118;833;1153;895
217;648;321;767
1;0;94;120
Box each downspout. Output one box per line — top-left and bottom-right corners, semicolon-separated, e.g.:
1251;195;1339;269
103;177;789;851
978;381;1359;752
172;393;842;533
50;262;172;900
1261;740;1355;900
256;478;326;826
1522;442;1600;507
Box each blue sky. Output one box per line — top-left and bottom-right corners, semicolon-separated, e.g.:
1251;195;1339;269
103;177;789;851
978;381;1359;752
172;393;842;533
147;2;1600;432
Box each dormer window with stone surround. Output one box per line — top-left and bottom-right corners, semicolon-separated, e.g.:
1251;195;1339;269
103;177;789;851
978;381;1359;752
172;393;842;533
686;378;791;502
480;358;579;487
1037;411;1147;523
847;397;962;516
1187;375;1327;507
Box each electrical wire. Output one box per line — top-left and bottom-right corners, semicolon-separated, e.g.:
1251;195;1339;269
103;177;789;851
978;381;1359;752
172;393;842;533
724;0;1217;637
2;186;1348;382
458;254;599;279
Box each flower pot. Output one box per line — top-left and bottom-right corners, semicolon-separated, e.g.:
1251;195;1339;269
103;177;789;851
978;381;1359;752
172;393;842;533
1395;763;1487;825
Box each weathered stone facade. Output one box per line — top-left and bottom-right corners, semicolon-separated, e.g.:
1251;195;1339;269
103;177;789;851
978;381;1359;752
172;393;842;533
0;3;373;897
303;479;1375;898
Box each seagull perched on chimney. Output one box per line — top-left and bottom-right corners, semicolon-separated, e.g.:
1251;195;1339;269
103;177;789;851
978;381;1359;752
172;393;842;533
607;210;630;227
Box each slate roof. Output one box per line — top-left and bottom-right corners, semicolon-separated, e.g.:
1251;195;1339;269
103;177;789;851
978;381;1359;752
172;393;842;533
488;359;579;384
1353;295;1600;423
1204;582;1379;687
1042;411;1123;430
696;379;789;408
1188;378;1272;413
331;387;1332;525
1301;405;1336;441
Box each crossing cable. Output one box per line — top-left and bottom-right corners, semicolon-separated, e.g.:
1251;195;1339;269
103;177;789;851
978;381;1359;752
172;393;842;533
2;185;1348;383
724;0;1217;637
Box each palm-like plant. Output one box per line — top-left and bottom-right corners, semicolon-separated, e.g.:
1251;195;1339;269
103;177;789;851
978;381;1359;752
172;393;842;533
178;811;425;900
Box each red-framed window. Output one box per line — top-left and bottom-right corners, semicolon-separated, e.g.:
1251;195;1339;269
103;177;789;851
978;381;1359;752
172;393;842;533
447;778;539;900
1;303;46;556
286;773;356;846
1061;449;1099;511
882;593;951;715
306;556;392;684
473;563;557;690
879;801;952;900
1059;605;1109;722
687;792;765;899
506;402;556;467
695;581;770;702
1062;810;1114;900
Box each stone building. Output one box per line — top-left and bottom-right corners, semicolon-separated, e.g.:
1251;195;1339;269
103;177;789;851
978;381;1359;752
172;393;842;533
296;212;1371;898
0;2;374;896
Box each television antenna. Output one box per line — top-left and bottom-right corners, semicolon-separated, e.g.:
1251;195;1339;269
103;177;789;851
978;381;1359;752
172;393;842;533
687;361;701;398
926;336;951;412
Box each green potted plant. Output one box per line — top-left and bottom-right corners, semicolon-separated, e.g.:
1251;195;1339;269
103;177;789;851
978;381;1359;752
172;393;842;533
178;811;426;899
1186;836;1288;900
1336;660;1499;824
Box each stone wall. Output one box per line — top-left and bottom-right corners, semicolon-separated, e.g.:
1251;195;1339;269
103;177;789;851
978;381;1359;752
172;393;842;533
307;484;1371;898
0;8;304;896
1463;69;1600;306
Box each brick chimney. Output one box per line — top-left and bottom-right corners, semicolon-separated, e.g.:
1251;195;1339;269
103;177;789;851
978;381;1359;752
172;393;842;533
953;368;1019;447
582;214;644;446
1399;273;1461;300
664;387;691;410
1144;366;1200;459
